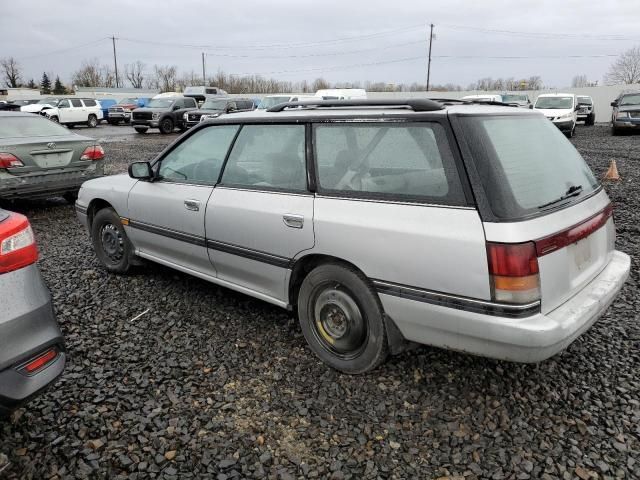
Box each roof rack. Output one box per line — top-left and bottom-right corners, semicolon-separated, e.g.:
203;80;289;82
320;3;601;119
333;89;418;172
428;98;520;108
266;98;445;113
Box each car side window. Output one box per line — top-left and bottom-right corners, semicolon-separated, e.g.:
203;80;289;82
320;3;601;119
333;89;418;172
221;124;307;191
83;99;97;107
58;100;70;108
185;98;196;109
314;122;465;204
71;99;83;107
157;125;239;185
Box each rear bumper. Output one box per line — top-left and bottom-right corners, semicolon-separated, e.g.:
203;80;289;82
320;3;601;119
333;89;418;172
0;169;104;200
0;264;65;412
381;250;631;363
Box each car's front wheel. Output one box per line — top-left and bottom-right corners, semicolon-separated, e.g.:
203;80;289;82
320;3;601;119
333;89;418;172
87;115;98;128
91;208;134;274
49;115;59;123
297;263;388;374
159;117;174;134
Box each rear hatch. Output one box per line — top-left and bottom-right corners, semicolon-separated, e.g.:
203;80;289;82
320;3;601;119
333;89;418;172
454;112;614;313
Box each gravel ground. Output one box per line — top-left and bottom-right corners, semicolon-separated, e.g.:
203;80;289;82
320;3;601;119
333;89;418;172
0;124;638;479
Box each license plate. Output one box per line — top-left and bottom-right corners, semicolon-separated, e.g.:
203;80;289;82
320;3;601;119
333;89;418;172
572;239;592;271
33;152;70;168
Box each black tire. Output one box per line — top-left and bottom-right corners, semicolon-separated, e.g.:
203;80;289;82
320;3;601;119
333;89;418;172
62;191;78;204
297;263;388;374
178;122;187;132
135;127;148;134
67;123;75;129
611;125;620;136
159;117;174;134
108;119;119;125
586;114;595;126
49;115;59;123
91;208;134;274
87;115;98;128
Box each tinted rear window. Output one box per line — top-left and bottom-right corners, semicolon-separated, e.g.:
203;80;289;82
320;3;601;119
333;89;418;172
0;115;74;137
458;115;599;219
83;99;97;106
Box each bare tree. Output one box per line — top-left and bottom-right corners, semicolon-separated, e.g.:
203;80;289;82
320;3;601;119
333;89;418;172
153;65;178;92
1;57;22;87
605;46;640;85
72;59;104;87
125;61;146;88
571;74;588;88
526;76;543;90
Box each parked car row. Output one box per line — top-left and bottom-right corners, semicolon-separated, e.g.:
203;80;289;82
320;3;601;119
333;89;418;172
610;91;640;135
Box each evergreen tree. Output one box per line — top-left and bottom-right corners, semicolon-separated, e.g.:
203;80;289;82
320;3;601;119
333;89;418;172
52;76;66;94
40;72;51;94
27;78;36;89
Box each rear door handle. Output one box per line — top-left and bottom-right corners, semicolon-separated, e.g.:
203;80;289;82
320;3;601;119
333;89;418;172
184;199;201;211
283;214;304;229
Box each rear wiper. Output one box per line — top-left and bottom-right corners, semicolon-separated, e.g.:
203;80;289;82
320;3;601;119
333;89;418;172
537;185;583;210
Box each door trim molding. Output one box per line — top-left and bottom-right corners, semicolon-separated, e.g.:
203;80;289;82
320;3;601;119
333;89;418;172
127;219;206;247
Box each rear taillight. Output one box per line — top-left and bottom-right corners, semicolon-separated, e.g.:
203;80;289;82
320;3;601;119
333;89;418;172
487;242;540;304
80;145;105;161
0;213;38;274
23;348;58;374
0;153;24;168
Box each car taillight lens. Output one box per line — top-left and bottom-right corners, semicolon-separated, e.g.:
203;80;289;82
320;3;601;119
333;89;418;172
0;153;24;168
486;242;540;304
80;145;105;161
0;213;38;274
23;348;58;374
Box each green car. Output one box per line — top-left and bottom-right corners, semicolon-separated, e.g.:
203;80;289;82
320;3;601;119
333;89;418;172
0;111;105;202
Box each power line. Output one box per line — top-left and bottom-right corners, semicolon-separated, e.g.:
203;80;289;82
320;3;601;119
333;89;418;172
118;24;426;51
440;24;640;41
20;38;110;60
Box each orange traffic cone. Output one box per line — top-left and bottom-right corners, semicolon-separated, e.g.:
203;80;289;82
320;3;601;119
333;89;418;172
604;159;620;181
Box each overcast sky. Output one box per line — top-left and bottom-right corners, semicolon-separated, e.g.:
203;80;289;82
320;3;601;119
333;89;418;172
2;0;639;89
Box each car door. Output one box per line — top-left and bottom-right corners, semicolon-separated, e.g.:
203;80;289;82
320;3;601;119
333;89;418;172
126;124;240;276
179;98;197;125
70;99;85;123
56;99;71;123
205;124;314;303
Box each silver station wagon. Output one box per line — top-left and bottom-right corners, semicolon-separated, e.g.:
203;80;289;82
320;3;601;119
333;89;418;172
76;99;630;373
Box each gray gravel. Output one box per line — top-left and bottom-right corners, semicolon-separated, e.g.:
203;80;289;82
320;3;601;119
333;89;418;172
0;124;638;479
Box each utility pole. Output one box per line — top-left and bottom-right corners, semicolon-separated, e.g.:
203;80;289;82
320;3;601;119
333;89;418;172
112;35;119;88
202;52;206;86
426;24;434;92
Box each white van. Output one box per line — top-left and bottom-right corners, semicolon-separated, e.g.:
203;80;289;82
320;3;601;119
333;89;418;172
315;89;367;100
461;94;503;103
257;94;321;110
534;93;578;137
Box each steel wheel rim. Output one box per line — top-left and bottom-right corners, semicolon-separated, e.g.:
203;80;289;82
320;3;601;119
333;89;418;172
100;223;124;263
311;284;367;359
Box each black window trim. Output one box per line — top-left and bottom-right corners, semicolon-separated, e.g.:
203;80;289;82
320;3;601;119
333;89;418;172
310;118;471;208
217;122;312;195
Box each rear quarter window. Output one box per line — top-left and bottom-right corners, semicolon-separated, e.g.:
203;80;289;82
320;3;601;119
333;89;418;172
83;99;97;107
313;122;465;205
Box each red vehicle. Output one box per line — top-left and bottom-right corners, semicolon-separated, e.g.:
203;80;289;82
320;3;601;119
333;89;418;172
107;97;150;125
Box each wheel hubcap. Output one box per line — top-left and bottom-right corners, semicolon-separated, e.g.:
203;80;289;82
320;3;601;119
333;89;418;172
312;286;366;357
100;223;124;263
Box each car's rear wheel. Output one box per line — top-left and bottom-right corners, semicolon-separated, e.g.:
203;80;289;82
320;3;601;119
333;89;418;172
159;117;174;134
91;208;134;274
49;115;59;123
87;115;98;128
297;263;388;374
135;127;148;134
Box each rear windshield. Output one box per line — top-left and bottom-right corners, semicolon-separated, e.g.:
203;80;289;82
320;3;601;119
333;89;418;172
0;115;73;137
502;94;528;103
458;115;599;219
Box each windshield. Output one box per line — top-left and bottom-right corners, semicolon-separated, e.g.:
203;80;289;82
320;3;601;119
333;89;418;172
458;115;599;219
201;99;228;110
577;97;592;105
0;115;73;138
619;94;640;106
37;98;59;105
535;96;573;109
147;99;174;108
257;96;290;109
501;94;527;103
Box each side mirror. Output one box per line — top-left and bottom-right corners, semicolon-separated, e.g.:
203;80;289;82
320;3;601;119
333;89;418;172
172;104;180;111
610;101;617;107
128;161;153;181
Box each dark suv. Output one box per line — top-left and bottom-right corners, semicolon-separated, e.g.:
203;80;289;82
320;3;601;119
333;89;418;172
131;97;198;134
610;91;640;135
183;98;254;128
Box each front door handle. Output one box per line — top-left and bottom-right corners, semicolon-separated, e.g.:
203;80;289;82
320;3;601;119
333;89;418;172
184;199;201;211
283;214;304;229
